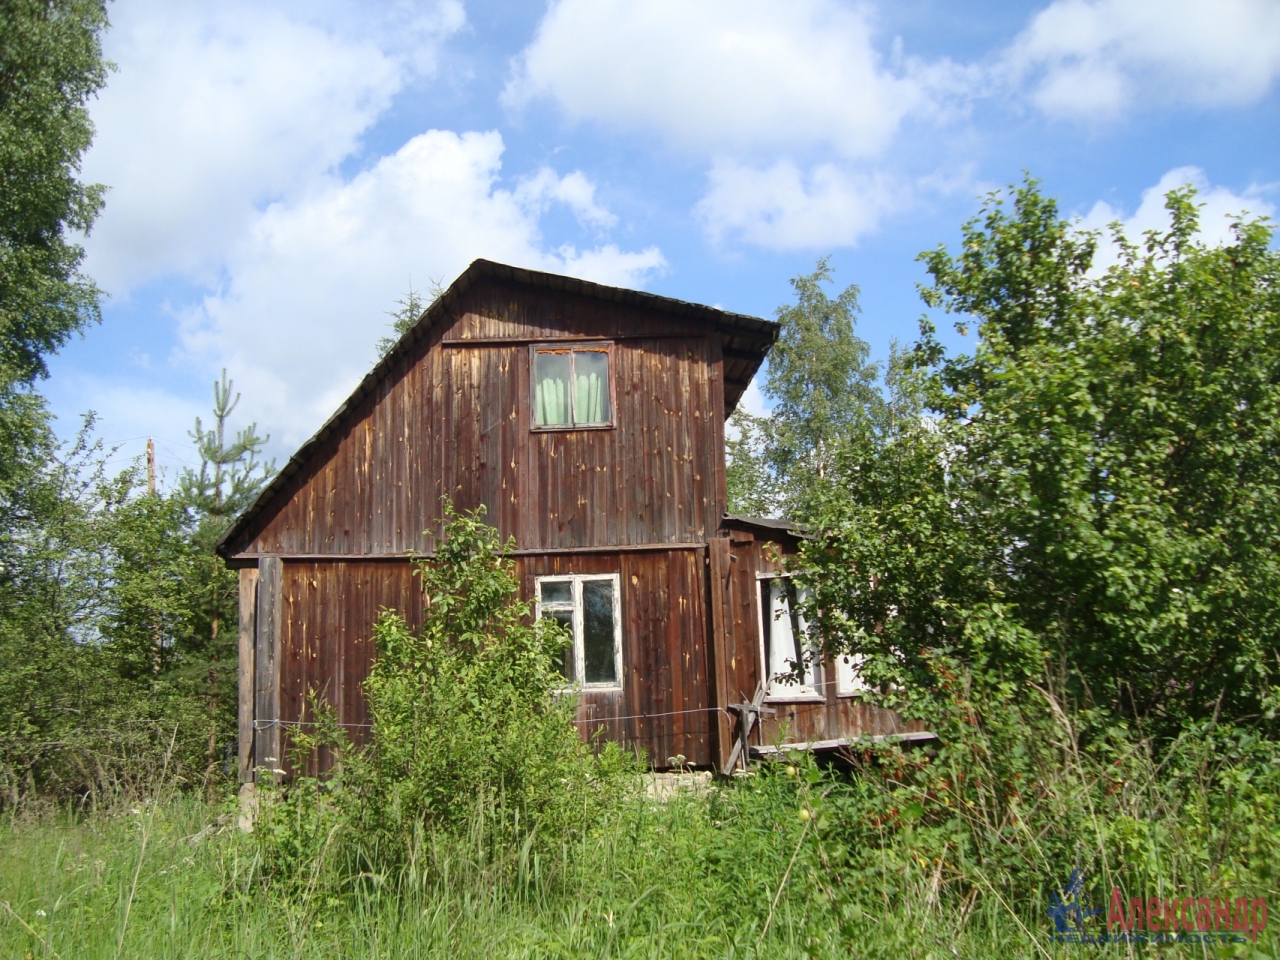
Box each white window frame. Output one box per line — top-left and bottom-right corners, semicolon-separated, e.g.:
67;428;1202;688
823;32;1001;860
535;573;623;691
757;573;825;702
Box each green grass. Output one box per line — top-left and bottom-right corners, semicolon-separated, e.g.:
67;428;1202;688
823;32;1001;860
0;789;1028;959
1;747;1277;959
2;783;1269;957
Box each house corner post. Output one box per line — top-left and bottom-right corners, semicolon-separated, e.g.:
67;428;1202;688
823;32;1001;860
237;566;259;783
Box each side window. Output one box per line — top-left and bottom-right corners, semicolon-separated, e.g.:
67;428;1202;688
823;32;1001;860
759;576;823;700
532;343;613;429
536;574;622;689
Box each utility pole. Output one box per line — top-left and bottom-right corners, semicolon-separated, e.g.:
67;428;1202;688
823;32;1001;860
147;438;162;673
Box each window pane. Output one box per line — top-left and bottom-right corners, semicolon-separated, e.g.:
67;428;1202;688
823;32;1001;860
543;609;575;682
534;351;572;426
764;579;809;691
581;579;617;684
573;349;610;424
836;654;865;694
539;580;572;604
763;579;790;683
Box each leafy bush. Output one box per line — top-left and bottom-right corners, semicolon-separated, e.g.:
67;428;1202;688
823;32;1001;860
0;420;218;806
0;374;271;808
801;180;1280;741
257;504;638;888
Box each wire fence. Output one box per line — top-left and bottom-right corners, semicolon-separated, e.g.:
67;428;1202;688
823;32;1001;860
252;705;730;732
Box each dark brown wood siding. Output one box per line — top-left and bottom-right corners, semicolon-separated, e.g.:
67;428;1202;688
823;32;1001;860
442;277;718;343
230;281;727;558
276;549;713;775
277;561;424;749
517;549;713;767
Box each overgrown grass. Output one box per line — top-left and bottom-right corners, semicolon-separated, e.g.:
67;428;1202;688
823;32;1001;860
3;723;1277;960
0;784;1019;959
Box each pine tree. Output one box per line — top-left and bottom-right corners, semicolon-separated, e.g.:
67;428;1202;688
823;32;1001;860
176;371;273;786
376;278;445;357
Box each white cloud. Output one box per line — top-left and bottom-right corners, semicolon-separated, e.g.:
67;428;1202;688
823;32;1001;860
82;0;464;293
696;159;902;250
1078;166;1275;270
1008;0;1280;119
514;168;617;229
69;0;663;458
736;377;770;419
502;1;986;253
183;130;664;449
504;0;940;159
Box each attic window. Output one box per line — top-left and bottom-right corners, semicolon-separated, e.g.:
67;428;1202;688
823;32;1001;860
532;343;613;429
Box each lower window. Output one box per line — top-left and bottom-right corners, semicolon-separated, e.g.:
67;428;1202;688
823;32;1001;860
759;576;823;700
536;574;623;689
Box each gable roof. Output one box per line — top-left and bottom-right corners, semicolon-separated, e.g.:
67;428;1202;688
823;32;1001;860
216;258;778;558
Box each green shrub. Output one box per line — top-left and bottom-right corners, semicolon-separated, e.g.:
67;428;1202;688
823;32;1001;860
257;504;638;889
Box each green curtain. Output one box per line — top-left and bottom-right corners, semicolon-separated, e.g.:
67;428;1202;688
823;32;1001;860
573;351;609;423
535;351;571;426
536;374;567;425
536;349;608;425
575;370;602;423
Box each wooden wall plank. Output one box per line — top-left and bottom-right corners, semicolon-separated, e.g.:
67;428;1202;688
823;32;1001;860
276;560;425;776
237;567;258;783
706;538;733;771
254;557;282;782
273;549;723;776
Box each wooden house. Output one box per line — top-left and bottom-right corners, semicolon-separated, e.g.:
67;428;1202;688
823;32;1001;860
219;259;926;781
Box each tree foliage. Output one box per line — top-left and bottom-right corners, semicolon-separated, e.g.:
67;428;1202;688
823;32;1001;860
173;372;272;784
376;278;444;358
174;369;271;688
724;409;776;516
0;415;208;802
178;369;271;538
800;180;1280;737
0;0;108;389
725;258;882;517
0;373;272;804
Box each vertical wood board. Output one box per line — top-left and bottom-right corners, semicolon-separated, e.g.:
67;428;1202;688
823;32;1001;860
237;567;258;783
229;284;728;558
254;557;282;781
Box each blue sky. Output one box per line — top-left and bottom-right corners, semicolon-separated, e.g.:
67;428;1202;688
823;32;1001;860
47;0;1280;481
